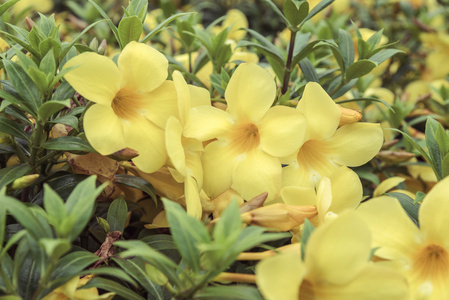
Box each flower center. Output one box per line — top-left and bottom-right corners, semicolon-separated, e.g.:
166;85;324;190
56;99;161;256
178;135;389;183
296;139;337;180
229;123;260;153
412;244;449;284
111;88;144;120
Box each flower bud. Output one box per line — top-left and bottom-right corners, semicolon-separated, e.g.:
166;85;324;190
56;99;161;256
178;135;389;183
338;104;362;126
10;174;39;190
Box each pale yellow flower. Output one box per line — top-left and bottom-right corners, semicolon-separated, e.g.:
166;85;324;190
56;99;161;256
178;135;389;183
14;0;53;13
282;82;384;188
184;63;306;201
357;175;449;300
64;41;178;173
256;211;410;300
42;275;114;300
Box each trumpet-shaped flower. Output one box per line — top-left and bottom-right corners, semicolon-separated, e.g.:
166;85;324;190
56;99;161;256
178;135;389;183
184;63;306;200
256;211;410;300
282;82;383;188
64;41;178;173
42;275;114;300
357;175;449;300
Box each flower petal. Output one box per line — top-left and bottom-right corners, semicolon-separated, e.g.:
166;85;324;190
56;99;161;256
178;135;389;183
225;63;275;122
305;211;371;285
184;106;233;141
256;252;305;300
356;196;420;260
124;116;167;173
259;106;306;157
202;140;236;198
327;167;363;213
281;186;316;206
327;122;383;167
282;160;315;188
63;52;120;106
172;71;191;125
118;41;168;92
189;85;211;107
232;150;282;201
83;104;126;155
419;176;449;245
185;175;202;219
373;176;406;197
296;82;341;140
140;80;179;129
165;116;186;177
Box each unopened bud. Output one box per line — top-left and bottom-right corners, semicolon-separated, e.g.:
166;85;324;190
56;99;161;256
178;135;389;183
240;203;317;231
25;17;34;30
338;104;362;126
376;150;415;163
89;37;99;52
108;148;139;161
10;174;39;190
98;39;107;55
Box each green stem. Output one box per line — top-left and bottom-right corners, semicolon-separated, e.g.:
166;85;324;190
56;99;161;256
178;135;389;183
29;122;45;170
281;29;298;95
35;150;60;165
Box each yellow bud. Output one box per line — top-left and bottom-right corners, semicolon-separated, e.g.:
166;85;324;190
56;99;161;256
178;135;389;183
338;104;362;126
10;174;39;190
240;203;317;231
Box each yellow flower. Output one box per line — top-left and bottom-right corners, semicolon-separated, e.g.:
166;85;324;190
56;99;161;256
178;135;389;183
42;275;114;300
256;211;410;300
64;41;178;173
357;176;449;300
282;82;383;188
281;166;363;226
13;0;53;13
184;63;306;201
420;32;449;81
165;70;210;218
220;9;248;41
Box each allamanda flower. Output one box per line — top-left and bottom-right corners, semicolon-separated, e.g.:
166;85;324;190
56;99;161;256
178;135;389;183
42;275;114;300
256;211;410;300
184;63;306;201
357;175;449;300
282;82;383;188
64;41;178;173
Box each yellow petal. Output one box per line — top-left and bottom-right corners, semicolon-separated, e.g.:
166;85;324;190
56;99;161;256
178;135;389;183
296;82;341;140
189;85;211;107
63;52;120;106
184;106;233;141
256;252;305;300
419;176;449;244
259;106;306;157
143;80;179;129
225;63;275;122
328;122;383;166
356;196;420;260
316;264;410;300
281;160;315;188
373;177;406;197
172;71;191;125
305;211;371;285
184;139;204;188
118;41;168;92
232;150;282;201
165;116;186;177
316;177;332;222
185;175;202;219
83;104;126;155
222;9;248;41
124;116;167;173
202;141;236;198
281;186;316;206
327;167;363;213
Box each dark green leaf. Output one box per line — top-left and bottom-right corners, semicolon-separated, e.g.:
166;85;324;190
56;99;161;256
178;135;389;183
48;115;79;132
52;81;76;100
299;58;319;82
387;192;420;225
338;29;355;70
43;184;66;228
368;49;403;65
38;99;71;121
0;116;30;142
300;0;334;25
0;164;32;190
81;277;145;300
42;136;96;153
284;0;309;28
345;59;377;80
261;0;290;26
425;117;442;179
107;197;128;233
115;174;156;204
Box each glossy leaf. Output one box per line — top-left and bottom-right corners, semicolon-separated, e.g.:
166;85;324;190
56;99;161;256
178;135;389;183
38;99;71;121
115;174;156;204
0;164;32;190
345;59;377;80
42;136;96;153
118;16;143;47
0;116;30;142
107;197;128;233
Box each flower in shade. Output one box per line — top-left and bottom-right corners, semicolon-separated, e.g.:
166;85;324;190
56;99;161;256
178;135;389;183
357;175;449;300
282;82;383;188
42;275;114;300
184;63;306;201
256;211;410;300
64;41;178;173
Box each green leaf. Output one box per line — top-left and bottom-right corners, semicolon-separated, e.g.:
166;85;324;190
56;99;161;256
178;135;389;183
118;16;143;47
42;136;96;153
196;286;264;300
345;59;377;80
0;30;41;59
425;117;442;179
368;49;403;65
0;116;30;142
140;12;193;44
81;277;145;300
299;58;319;82
43;184;67;228
213;200;242;245
300;0;334;25
48;115;79;132
0;164;32;190
52;80;76;100
38;99;71;121
338;29;355;70
301;219;315;260
107;197;128;233
283;0;309;28
442;153;449;178
177;19;195;47
436;122;449;158
162;199;210;274
243;28;284;60
49;251;99;285
39;238;71;262
387;192;420;225
87;0;120;47
262;0;290;26
3;59;41;113
0;0;19;17
115;174;156;204
39;49;56;78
